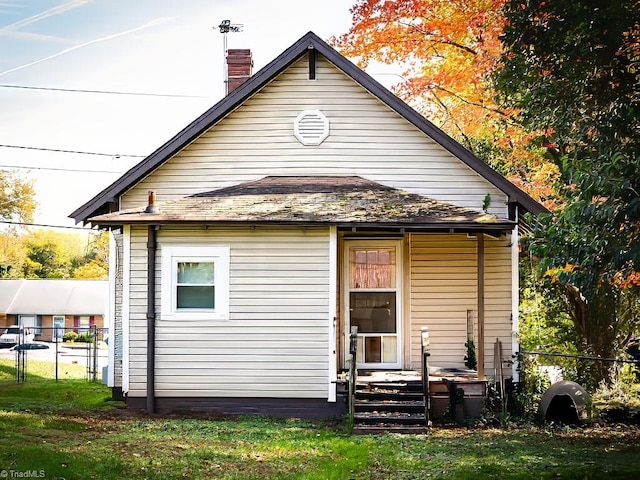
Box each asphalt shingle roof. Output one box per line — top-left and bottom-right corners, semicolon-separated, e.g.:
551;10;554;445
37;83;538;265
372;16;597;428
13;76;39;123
89;176;514;230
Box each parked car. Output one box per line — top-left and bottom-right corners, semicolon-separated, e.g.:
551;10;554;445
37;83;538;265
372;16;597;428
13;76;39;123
0;325;35;348
10;342;50;351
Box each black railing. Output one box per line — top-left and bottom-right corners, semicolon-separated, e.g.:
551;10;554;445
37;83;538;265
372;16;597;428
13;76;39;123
348;326;358;420
1;325;108;383
421;327;431;427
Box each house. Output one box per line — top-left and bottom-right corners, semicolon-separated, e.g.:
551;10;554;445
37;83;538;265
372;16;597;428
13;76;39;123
0;279;108;342
70;32;545;417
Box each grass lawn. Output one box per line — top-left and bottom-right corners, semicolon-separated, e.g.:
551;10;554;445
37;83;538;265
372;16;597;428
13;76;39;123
0;357;88;383
1;382;640;479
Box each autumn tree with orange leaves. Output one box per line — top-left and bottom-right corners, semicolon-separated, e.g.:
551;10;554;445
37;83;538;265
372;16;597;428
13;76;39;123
332;0;559;208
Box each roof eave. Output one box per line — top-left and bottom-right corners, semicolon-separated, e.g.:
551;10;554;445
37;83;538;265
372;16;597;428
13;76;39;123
88;218;516;232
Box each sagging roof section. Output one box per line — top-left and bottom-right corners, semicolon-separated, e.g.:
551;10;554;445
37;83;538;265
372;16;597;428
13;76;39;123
88;176;515;232
70;31;545;224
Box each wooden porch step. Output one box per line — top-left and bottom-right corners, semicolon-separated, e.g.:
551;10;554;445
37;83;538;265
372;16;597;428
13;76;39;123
353;412;426;425
354;400;424;413
360;381;423;391
353;424;427;435
353;378;426;433
355;390;423;401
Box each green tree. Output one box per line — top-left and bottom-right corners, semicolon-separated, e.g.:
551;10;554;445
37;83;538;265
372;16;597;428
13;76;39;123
0;170;36;222
0;229;25;278
73;232;109;279
1;229;108;279
495;0;640;386
22;241;67;278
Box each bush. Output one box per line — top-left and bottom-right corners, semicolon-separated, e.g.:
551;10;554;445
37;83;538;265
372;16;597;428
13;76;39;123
464;339;477;370
76;332;95;344
511;353;552;419
593;363;640;423
62;331;78;342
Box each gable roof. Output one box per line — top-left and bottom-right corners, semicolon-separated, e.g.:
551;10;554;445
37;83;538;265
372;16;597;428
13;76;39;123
1;279;108;316
88;176;515;233
70;31;545;224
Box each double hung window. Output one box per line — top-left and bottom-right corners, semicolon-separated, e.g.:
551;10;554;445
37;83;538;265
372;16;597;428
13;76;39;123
161;246;230;320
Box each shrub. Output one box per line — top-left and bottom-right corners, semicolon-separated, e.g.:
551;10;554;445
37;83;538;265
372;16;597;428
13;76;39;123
76;332;95;344
62;331;78;342
593;363;640;423
464;339;477;370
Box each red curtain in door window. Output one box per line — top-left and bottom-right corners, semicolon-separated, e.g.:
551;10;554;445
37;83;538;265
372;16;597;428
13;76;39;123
350;249;396;289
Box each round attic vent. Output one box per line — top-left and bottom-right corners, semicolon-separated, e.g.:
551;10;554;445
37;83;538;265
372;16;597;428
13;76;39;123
294;109;329;146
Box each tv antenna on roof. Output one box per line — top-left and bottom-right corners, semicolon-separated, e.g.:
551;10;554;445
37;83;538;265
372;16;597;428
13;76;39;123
216;20;244;95
218;19;243;34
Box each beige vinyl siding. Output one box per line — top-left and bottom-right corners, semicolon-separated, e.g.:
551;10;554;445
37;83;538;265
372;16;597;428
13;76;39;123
122;55;508;218
409;233;513;375
126;226;330;398
112;231;123;388
484;234;514;374
127;226;149;395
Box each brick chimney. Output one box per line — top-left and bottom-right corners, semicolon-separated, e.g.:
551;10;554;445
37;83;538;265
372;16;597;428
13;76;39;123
226;49;253;94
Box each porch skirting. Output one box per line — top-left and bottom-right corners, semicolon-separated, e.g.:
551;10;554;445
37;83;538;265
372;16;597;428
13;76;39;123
126;394;348;419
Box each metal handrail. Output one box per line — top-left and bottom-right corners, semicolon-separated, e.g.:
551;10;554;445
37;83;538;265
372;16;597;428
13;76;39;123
421;327;431;427
348;326;358;420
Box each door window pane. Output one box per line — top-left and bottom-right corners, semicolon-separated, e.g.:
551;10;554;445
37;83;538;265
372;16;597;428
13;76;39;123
350;249;395;288
365;337;382;363
349;292;396;333
382;336;398;363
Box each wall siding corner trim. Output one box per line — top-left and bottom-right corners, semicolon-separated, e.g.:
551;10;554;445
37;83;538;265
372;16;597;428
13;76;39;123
122;225;131;394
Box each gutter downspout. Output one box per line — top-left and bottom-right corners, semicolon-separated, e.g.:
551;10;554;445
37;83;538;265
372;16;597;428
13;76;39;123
146;225;157;414
146;191;158;414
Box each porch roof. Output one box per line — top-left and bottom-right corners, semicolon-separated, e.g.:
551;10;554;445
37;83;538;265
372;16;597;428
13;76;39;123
89;176;515;232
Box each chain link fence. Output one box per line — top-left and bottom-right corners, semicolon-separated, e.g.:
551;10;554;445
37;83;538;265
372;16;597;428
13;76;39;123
0;325;108;384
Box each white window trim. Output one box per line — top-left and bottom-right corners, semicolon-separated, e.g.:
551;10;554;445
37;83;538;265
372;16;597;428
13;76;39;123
161;245;230;320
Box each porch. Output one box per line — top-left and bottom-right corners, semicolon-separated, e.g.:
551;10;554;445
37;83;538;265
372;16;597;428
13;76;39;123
342;328;508;433
345;369;489;434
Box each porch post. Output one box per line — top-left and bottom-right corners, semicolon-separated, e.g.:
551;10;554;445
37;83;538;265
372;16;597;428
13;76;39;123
328;226;338;402
477;233;485;379
511;221;520;382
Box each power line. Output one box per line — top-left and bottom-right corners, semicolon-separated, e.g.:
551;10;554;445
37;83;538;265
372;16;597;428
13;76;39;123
0;164;123;174
0;220;95;231
0;144;145;158
0;83;209;98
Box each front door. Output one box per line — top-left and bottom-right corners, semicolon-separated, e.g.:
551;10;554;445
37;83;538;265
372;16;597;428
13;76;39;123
53;316;65;342
345;240;402;369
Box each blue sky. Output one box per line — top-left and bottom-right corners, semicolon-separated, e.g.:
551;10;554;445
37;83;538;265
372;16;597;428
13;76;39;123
0;0;360;228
